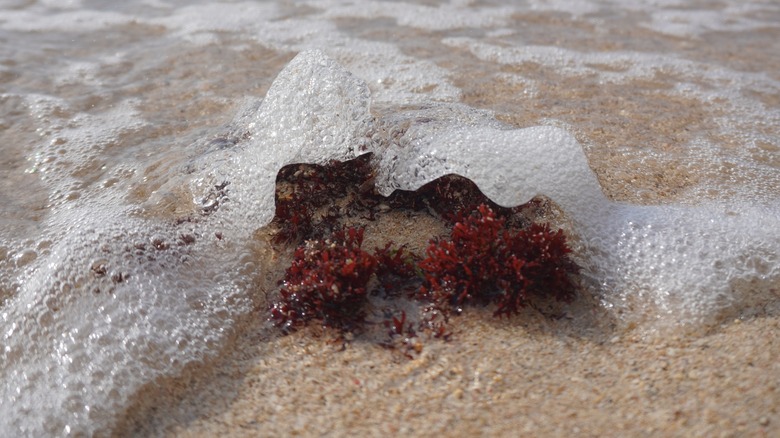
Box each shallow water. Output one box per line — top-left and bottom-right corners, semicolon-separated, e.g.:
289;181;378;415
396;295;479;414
1;1;778;435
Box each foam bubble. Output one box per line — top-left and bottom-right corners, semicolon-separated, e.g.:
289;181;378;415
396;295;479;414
0;205;251;435
24;95;145;212
194;49;375;232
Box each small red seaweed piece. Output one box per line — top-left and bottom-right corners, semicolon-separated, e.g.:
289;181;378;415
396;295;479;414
373;243;420;296
272;187;316;244
270;227;378;331
380;310;422;358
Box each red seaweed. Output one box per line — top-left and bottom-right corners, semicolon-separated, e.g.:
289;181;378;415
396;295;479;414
418;203;577;317
267;156;581;352
271;154;377;244
373;243;420;296
270;227;377;331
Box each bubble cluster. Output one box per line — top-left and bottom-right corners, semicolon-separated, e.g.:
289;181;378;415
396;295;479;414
0;49;375;435
371;99;779;329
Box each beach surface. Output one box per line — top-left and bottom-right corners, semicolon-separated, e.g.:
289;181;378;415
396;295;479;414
1;2;778;436
118;292;779;437
114;205;779;437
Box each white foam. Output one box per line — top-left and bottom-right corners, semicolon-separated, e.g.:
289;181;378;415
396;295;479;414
372;97;780;329
526;0;600;15
443;37;780;88
152;4;461;104
209;50;779;330
1;93;253;434
374;104;605;214
23;96;145;212
0;9;131;32
443;37;780;201
194;49;375;234
644;6;773;38
0;50;376;435
0;207;250;435
149;2;282;45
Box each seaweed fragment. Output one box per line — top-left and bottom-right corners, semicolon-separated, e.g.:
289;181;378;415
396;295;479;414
271;154;378;244
385;174;526;225
373;243;420;296
418;203;578;317
270;227;377;332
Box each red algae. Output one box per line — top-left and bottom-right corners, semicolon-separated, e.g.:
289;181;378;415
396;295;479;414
270;227;377;331
271;154;377;244
419;204;577;317
372;243;419;296
267;156;580;348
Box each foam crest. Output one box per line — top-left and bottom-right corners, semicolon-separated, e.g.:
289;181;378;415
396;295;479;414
197;49;375;231
370;87;779;329
374;104;606;215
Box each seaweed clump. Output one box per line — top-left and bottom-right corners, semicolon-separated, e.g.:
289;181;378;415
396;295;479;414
419;204;578;317
270;227;377;331
265;155;581;355
271;154;377;244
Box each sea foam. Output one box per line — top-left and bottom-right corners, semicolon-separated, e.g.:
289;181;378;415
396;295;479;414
233;50;779;329
1;49;777;436
371;95;779;329
0;49;374;437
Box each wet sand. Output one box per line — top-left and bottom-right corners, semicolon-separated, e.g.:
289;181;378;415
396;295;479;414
113;31;780;435
117;298;779;437
2;3;779;436
114;203;779;437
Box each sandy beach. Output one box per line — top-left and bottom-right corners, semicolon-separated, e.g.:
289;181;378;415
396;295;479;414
116;293;779;437
114;34;780;437
113;200;779;437
2;2;778;436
